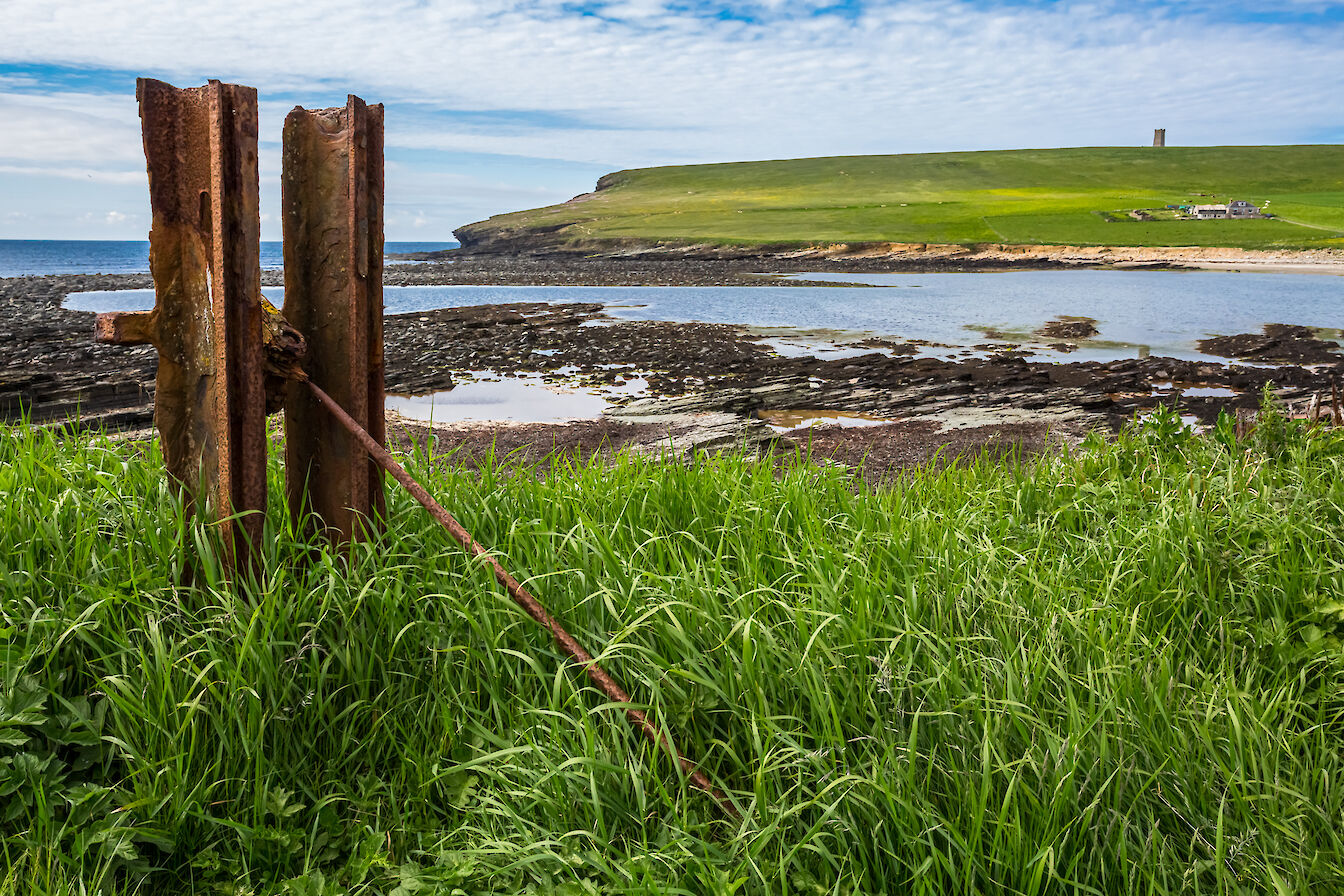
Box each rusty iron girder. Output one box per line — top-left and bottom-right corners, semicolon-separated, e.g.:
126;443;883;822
90;79;736;815
95;78;268;578
281;96;386;544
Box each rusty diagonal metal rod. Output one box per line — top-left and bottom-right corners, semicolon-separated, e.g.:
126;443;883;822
303;377;739;819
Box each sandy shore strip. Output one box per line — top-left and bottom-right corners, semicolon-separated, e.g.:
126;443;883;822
1151;260;1344;275
400;242;1344;276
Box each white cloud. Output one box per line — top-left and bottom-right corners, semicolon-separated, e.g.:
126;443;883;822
1;0;1341;238
0;91;142;166
2;2;1339;152
0;163;143;184
78;209;139;228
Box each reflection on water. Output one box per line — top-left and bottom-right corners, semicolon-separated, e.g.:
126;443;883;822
960;321;1160;362
385;373;649;424
1151;383;1239;398
757;409;896;432
63;270;1344;366
66;285;285;312
386;376;609;424
756;337;895;360
1137;409;1203;430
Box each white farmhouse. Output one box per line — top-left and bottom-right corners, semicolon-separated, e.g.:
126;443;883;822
1190;200;1263;220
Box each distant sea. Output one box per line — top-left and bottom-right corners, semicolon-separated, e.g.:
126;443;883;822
0;240;459;278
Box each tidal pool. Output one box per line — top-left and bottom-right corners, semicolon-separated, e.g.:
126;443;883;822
385;374;648;424
757;409;897;432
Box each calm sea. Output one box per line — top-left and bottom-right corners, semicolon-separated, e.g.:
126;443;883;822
63;270;1344;365
0;240;458;278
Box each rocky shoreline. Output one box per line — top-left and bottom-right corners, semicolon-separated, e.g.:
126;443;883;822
439;235;1344;276
4;256;1341;478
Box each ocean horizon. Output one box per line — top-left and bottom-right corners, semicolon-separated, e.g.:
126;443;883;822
0;239;460;278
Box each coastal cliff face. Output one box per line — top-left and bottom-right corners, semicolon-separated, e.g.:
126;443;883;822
453;212;1344;271
453;177;616;254
452;218;584;254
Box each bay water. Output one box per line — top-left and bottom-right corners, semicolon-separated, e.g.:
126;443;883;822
61;269;1344;364
0;239;458;278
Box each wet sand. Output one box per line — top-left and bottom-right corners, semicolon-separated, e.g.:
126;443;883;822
1164;261;1344;276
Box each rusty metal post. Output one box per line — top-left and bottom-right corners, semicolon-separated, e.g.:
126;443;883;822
95;78;266;578
281;96;386;544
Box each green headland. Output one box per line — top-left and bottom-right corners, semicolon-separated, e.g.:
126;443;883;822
455;145;1344;252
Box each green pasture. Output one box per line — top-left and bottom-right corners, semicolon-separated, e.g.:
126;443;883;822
3;406;1344;893
458;145;1344;249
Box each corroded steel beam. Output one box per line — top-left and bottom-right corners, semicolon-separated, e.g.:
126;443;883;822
281;96;386;544
95;78;266;578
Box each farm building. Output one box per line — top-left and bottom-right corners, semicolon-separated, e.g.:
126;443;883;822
1189;201;1263;219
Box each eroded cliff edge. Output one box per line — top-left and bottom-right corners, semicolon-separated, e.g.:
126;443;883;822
451;223;1344;273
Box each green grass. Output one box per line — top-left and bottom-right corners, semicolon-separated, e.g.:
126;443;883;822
3;409;1344;893
457;145;1344;250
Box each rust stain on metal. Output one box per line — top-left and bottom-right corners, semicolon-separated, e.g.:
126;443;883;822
95;78;266;578
259;298;308;413
304;378;739;818
94;78;733;818
282;96;386;544
94;310;157;346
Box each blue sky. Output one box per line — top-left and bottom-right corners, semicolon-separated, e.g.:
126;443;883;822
2;1;1341;241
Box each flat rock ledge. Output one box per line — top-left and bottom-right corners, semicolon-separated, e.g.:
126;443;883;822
4;272;1341;471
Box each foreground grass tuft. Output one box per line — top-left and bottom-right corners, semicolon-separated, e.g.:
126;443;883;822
2;408;1343;894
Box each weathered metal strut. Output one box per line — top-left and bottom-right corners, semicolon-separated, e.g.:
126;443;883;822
95;78;270;577
282;97;387;543
303;377;739;818
92;78;737;816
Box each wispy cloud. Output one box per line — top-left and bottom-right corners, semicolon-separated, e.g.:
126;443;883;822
0;163;143;185
1;1;1341;238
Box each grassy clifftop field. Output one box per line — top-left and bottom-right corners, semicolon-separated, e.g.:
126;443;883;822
455;145;1344;251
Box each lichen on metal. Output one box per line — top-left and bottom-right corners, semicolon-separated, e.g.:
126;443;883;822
94;78;268;577
281;95;387;544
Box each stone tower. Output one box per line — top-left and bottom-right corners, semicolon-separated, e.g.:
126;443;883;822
1153;128;1166;147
